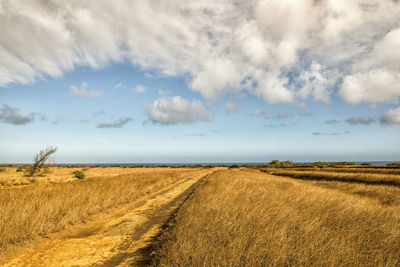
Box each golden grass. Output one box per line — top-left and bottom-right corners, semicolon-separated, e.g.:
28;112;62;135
0;168;204;255
275;167;400;175
154;169;400;266
263;169;400;186
0;166;190;187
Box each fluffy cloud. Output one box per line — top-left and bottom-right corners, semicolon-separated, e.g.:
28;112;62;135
346;116;375;125
339;69;400;104
97;117;132;128
1;0;400;105
375;28;400;70
338;27;400;104
298;62;339;103
0;104;44;125
380;107;400;125
147;96;211;125
70;82;102;99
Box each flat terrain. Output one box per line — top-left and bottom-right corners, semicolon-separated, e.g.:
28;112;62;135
1;166;400;266
0;167;214;266
153;168;400;266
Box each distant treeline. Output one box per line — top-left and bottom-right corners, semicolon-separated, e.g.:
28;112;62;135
2;161;400;169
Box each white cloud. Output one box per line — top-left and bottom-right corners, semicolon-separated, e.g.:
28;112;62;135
338;27;400;104
133;85;146;93
339;69;400;104
1;0;400;106
147;96;211;125
189;58;243;100
375;28;400;69
380;107;400;125
254;73;294;104
70;82;102;99
298;62;338;103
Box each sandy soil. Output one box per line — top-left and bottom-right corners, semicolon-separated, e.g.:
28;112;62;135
1;169;213;266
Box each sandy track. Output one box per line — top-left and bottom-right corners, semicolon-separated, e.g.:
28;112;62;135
1;170;213;267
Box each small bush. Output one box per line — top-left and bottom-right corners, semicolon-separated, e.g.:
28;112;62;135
204;165;217;168
191;164;204;168
361;162;372;167
387;163;400;168
0;167;5;172
229;164;241;169
74;171;85;179
16;167;24;172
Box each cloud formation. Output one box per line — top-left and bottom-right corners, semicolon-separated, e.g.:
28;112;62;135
1;0;399;106
70;82;102;99
346;116;375;125
0;104;43;125
380;107;400;125
147;96;211;125
97;117;133;128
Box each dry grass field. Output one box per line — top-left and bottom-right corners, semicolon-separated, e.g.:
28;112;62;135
263;168;400;186
0;166;208;257
2;166;400;266
282;167;400;175
0;166;187;187
153;168;400;266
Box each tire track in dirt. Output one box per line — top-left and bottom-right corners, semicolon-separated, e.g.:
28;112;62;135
99;172;211;266
1;170;215;267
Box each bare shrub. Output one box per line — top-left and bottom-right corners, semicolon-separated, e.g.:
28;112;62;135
26;146;57;177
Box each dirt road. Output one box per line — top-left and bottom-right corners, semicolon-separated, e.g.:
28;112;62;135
1;170;213;266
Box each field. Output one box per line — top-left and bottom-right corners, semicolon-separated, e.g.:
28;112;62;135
153;168;400;266
1;165;400;266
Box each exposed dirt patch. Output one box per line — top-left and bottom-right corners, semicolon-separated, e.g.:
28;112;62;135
1;170;214;267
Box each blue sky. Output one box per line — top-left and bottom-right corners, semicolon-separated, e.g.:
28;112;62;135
1;0;400;163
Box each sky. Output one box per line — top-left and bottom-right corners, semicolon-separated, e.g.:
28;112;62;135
1;0;400;163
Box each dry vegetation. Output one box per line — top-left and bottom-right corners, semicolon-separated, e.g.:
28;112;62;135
0;167;205;255
153;169;400;266
274;167;400;175
263;169;400;186
0;166;188;187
